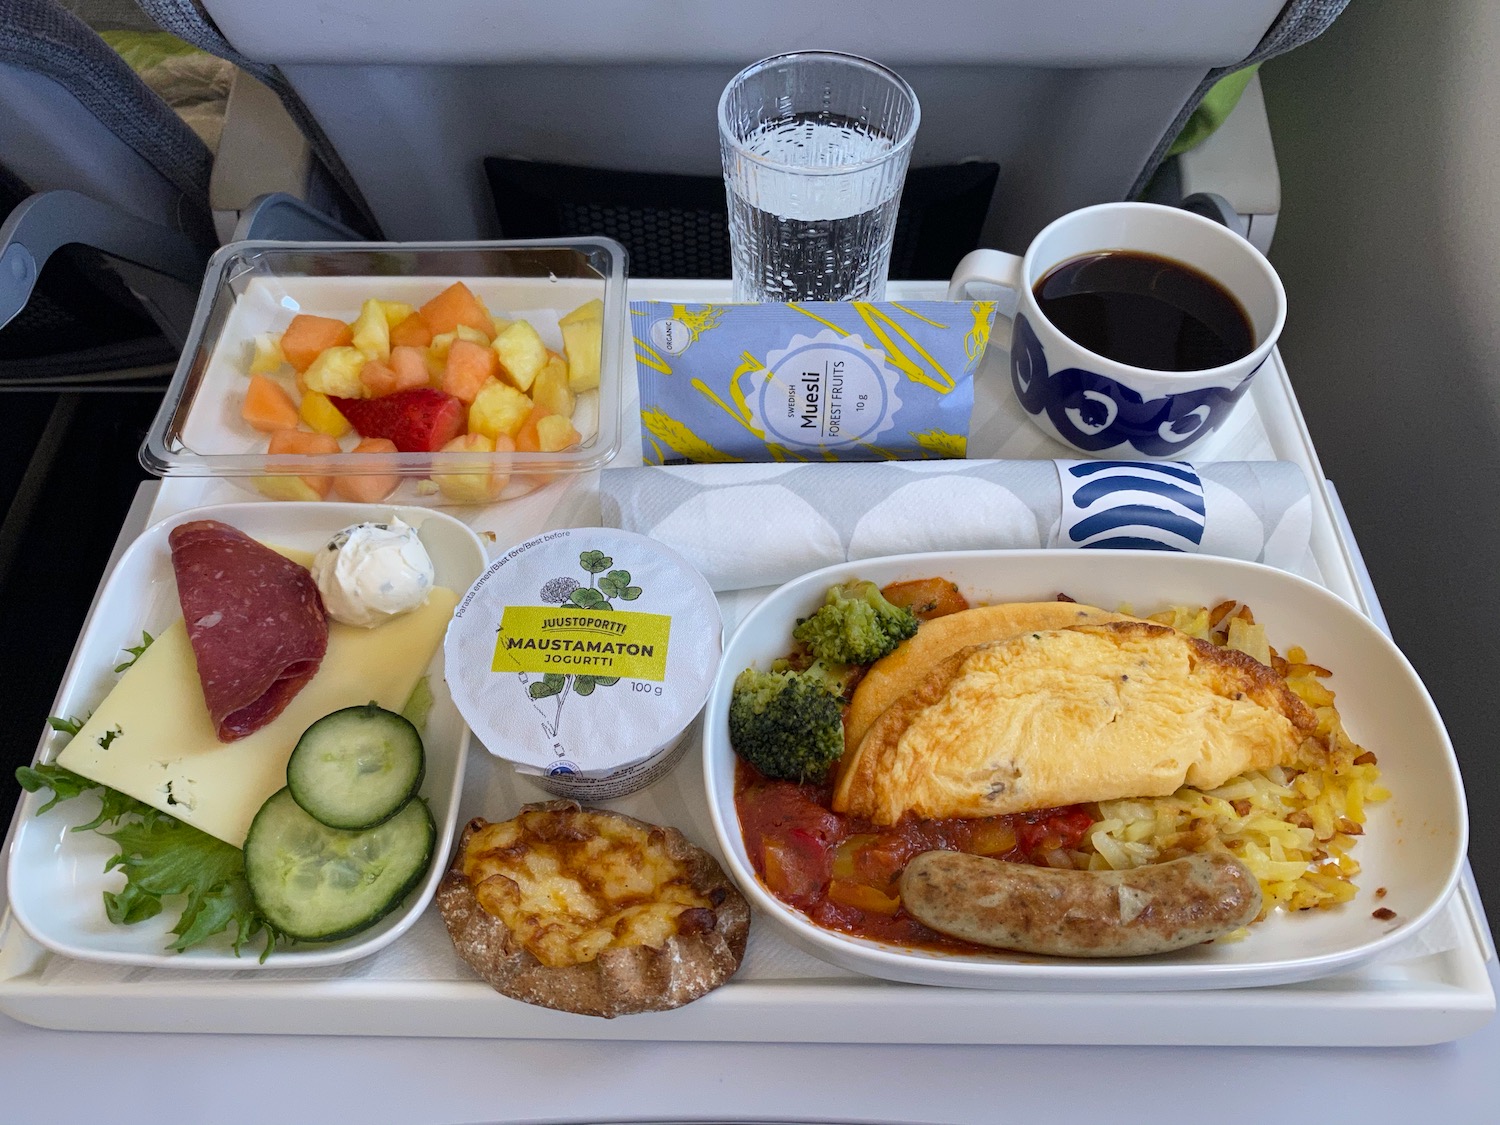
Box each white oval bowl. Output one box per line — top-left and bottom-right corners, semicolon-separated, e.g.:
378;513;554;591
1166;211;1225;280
702;550;1468;991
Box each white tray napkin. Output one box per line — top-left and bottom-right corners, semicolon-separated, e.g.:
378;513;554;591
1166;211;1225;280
599;459;1314;591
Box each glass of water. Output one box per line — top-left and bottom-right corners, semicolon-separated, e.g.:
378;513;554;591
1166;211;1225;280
718;51;920;302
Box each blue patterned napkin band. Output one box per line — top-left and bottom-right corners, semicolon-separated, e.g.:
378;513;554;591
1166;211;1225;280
1058;460;1206;551
599;459;1312;591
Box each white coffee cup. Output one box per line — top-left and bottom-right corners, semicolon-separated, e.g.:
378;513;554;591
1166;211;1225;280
948;202;1287;458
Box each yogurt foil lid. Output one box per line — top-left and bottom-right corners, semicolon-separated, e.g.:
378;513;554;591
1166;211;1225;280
445;528;722;779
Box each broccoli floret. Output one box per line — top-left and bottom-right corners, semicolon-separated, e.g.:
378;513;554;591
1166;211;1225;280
791;579;920;666
728;667;845;783
771;655;862;702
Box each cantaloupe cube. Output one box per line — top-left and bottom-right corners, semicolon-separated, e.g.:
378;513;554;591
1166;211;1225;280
359;359;400;398
432;432;512;503
559;299;603;391
260;429;341;499
281;314;353;372
386;347;432;394
376;301;415;328
442;339;500;403
531;351;576;418
419;281;494;338
536;413;582;452
249;333;288;375
513;404;550;453
334;437;401;503
351;299;392;362
242;373;300;433
390;312;433;349
299;390;351;437
302;346;369;398
468;379;533;439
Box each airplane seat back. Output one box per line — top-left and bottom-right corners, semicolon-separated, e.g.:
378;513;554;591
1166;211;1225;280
170;0;1348;265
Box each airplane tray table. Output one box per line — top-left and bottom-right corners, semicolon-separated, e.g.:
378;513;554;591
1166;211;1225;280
0;280;1492;1046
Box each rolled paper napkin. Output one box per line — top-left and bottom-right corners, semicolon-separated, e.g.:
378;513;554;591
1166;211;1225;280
599;459;1313;592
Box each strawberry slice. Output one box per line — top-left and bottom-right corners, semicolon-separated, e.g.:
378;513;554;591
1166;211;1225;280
330;388;465;452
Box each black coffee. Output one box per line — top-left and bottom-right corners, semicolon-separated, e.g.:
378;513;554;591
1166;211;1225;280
1033;251;1255;371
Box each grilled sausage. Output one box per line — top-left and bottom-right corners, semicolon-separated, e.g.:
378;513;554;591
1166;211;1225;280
898;850;1262;958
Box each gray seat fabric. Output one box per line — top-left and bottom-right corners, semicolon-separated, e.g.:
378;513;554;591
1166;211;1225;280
0;0;218;379
0;0;211;208
1129;0;1353;199
132;0;381;237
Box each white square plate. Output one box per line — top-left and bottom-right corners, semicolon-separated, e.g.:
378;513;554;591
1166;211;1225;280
5;501;487;969
703;550;1469;990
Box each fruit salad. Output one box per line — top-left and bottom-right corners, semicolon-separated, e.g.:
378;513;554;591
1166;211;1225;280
241;281;604;504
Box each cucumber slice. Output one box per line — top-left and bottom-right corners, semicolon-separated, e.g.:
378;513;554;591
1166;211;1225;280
287;703;424;830
244;788;435;943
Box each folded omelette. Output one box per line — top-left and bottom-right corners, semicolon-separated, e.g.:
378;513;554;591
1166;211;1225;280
833;619;1316;825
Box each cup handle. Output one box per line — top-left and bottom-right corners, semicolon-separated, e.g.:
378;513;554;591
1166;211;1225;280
947;248;1025;319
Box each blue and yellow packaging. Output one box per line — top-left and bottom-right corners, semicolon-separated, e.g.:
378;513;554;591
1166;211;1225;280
631;300;997;463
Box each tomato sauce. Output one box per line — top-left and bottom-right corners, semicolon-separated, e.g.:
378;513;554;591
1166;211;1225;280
734;761;1095;952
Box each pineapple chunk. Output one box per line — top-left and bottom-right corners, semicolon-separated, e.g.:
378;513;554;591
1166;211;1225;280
468;378;534;439
249;332;288;375
559;299;603;391
299;390;351;437
531;351;576;418
536;413;582;452
253;475;324;502
376;300;415;328
559;297;604;327
301;345;369;398
492;319;548;391
432;432;511;504
430;324;491;359
352;299;392;361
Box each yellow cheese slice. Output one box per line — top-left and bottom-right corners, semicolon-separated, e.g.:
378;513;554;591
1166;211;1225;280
57;588;458;847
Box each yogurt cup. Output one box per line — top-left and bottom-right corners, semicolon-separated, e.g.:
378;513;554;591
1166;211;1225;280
445;528;721;800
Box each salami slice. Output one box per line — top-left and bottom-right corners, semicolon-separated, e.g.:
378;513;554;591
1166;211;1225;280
168;519;329;742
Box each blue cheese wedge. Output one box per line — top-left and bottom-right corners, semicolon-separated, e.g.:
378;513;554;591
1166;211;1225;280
57;589;457;847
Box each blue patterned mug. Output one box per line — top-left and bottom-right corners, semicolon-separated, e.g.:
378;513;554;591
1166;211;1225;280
948;202;1286;459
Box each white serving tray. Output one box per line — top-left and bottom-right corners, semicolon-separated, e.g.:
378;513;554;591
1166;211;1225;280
0;281;1491;1045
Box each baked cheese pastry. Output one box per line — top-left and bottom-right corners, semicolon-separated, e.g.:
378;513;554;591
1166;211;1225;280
834;621;1316;825
437;801;749;1017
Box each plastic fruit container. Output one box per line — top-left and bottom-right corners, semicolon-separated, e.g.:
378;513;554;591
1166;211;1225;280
141;239;626;506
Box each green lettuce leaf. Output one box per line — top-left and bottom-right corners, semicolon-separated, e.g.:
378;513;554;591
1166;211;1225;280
15;759;277;960
101;817;275;958
16;761;159;830
114;630;154;673
401;676;434;731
